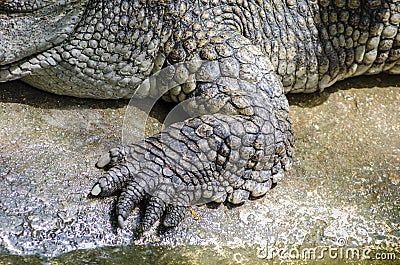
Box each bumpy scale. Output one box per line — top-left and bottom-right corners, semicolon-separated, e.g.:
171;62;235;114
1;0;399;232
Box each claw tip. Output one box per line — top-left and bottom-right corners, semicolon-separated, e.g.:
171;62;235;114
118;215;125;229
96;153;111;168
90;184;102;196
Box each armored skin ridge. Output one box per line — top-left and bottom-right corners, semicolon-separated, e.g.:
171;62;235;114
1;0;399;232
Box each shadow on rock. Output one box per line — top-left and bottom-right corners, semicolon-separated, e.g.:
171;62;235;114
288;74;400;108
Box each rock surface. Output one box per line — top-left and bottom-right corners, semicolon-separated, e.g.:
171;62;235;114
0;75;399;263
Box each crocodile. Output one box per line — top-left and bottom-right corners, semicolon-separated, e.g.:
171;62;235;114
1;0;399;232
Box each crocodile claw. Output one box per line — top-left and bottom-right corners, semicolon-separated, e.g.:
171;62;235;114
90;184;102;196
96;153;112;168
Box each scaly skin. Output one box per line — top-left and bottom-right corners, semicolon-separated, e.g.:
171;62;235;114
1;0;399;231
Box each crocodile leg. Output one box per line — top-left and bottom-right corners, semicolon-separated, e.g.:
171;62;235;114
90;31;294;231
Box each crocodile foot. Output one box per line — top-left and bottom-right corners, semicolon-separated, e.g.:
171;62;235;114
90;111;293;232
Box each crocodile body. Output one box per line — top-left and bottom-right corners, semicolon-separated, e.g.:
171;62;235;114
1;0;399;231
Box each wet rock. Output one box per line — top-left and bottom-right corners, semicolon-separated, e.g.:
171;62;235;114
0;76;399;262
